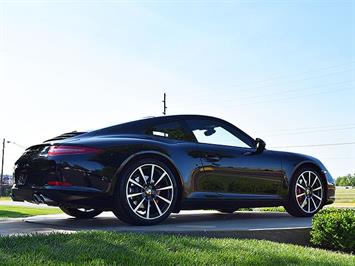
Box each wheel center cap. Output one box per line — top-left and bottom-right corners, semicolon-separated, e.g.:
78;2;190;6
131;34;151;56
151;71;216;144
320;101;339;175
306;188;311;195
144;186;156;198
146;188;152;195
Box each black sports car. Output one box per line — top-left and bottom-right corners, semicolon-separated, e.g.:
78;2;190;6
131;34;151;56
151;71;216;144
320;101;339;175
11;115;335;225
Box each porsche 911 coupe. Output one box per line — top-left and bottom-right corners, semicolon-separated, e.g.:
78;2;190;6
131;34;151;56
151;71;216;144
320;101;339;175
11;115;335;225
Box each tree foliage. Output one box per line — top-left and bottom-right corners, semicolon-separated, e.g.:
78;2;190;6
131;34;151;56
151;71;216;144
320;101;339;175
336;174;355;186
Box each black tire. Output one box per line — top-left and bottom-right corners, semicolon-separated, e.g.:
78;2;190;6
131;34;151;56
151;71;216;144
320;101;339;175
217;208;238;213
285;167;325;217
60;207;103;219
112;158;178;225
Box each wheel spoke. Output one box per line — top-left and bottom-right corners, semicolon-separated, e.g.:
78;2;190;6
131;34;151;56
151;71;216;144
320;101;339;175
296;192;305;198
156;186;173;191
155;172;167;186
308;172;311;187
150;165;155;183
127;192;144;198
313;186;322;192
153;199;162;216
301;174;308;187
134;198;145;212
301;198;307;208
138;167;147;184
313;194;322;201
296;183;306;191
311;197;317;210
311;176;318;188
146;200;151;219
307;198;311;212
157;195;171;204
129;179;144;189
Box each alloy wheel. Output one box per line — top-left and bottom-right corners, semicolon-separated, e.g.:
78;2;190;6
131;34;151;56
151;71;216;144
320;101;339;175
295;170;323;213
125;164;174;220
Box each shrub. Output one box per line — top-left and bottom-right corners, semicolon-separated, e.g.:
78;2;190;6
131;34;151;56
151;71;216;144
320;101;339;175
0;185;12;197
257;206;285;212
311;208;355;253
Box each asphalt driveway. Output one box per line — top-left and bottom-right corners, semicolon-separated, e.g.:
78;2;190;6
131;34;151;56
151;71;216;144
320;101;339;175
0;210;312;244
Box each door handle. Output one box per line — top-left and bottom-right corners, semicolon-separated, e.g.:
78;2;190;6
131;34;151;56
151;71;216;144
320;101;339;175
205;155;221;162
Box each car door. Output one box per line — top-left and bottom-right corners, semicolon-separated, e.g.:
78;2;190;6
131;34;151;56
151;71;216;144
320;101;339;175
185;118;284;200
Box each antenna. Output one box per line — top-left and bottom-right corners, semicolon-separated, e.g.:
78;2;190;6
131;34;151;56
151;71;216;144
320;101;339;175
162;92;167;115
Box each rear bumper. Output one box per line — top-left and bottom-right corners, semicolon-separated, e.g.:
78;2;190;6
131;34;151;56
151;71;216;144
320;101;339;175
11;185;112;209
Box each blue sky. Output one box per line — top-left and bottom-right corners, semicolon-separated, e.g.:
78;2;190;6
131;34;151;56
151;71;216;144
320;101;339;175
0;0;354;177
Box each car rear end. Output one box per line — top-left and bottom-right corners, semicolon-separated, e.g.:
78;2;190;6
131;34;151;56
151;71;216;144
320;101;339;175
11;142;112;209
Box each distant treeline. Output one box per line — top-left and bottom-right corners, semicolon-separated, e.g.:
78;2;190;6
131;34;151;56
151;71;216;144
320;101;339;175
336;174;355;186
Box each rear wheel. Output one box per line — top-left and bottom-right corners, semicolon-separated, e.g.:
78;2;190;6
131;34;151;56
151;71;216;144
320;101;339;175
217;208;238;213
113;159;178;225
60;207;103;219
285;168;325;217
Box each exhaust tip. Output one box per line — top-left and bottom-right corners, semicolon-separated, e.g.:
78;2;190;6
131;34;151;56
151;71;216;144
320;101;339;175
33;194;44;204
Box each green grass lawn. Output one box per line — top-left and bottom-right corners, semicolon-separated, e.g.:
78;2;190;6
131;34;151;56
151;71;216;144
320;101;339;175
0;231;353;266
0;205;62;218
335;187;355;203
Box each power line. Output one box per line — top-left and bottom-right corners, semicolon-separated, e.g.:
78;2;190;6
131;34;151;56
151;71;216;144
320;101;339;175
230;79;354;102
185;62;355;98
234;86;354;108
270;142;355;149
264;126;355;137
172;84;354;110
263;123;355;134
238;68;355;91
7;141;26;149
230;61;355;88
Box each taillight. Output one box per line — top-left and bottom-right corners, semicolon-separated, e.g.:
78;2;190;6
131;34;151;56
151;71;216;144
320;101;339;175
47;181;72;186
47;145;100;156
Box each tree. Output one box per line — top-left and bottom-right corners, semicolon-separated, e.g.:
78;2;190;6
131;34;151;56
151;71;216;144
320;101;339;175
336;174;355;186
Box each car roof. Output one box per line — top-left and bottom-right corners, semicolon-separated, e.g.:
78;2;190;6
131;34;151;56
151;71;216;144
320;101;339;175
135;114;223;124
83;114;227;137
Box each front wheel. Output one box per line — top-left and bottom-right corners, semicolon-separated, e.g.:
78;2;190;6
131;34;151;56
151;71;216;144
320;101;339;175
60;207;103;219
285;168;325;217
113;159;178;225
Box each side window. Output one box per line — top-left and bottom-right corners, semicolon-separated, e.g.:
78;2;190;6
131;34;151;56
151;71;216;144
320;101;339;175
186;119;250;148
146;121;194;141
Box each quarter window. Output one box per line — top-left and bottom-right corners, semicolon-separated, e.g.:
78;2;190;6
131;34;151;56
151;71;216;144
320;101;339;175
146;121;194;141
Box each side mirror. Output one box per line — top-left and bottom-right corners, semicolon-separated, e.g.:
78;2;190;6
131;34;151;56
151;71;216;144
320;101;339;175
255;138;266;154
204;128;216;136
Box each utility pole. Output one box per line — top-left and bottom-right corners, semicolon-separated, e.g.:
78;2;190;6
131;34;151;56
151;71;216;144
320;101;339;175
162;92;167;115
0;138;5;197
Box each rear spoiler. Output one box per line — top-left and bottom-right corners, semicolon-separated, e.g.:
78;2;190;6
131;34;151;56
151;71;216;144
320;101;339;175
44;131;87;143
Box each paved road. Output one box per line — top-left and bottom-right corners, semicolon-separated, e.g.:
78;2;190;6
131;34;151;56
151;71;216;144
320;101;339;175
0;211;312;244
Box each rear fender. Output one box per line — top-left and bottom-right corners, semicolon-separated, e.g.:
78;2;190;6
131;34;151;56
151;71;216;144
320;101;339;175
110;151;184;211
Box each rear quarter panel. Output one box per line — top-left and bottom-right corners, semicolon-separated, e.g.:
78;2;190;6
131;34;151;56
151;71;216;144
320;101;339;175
59;136;203;197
